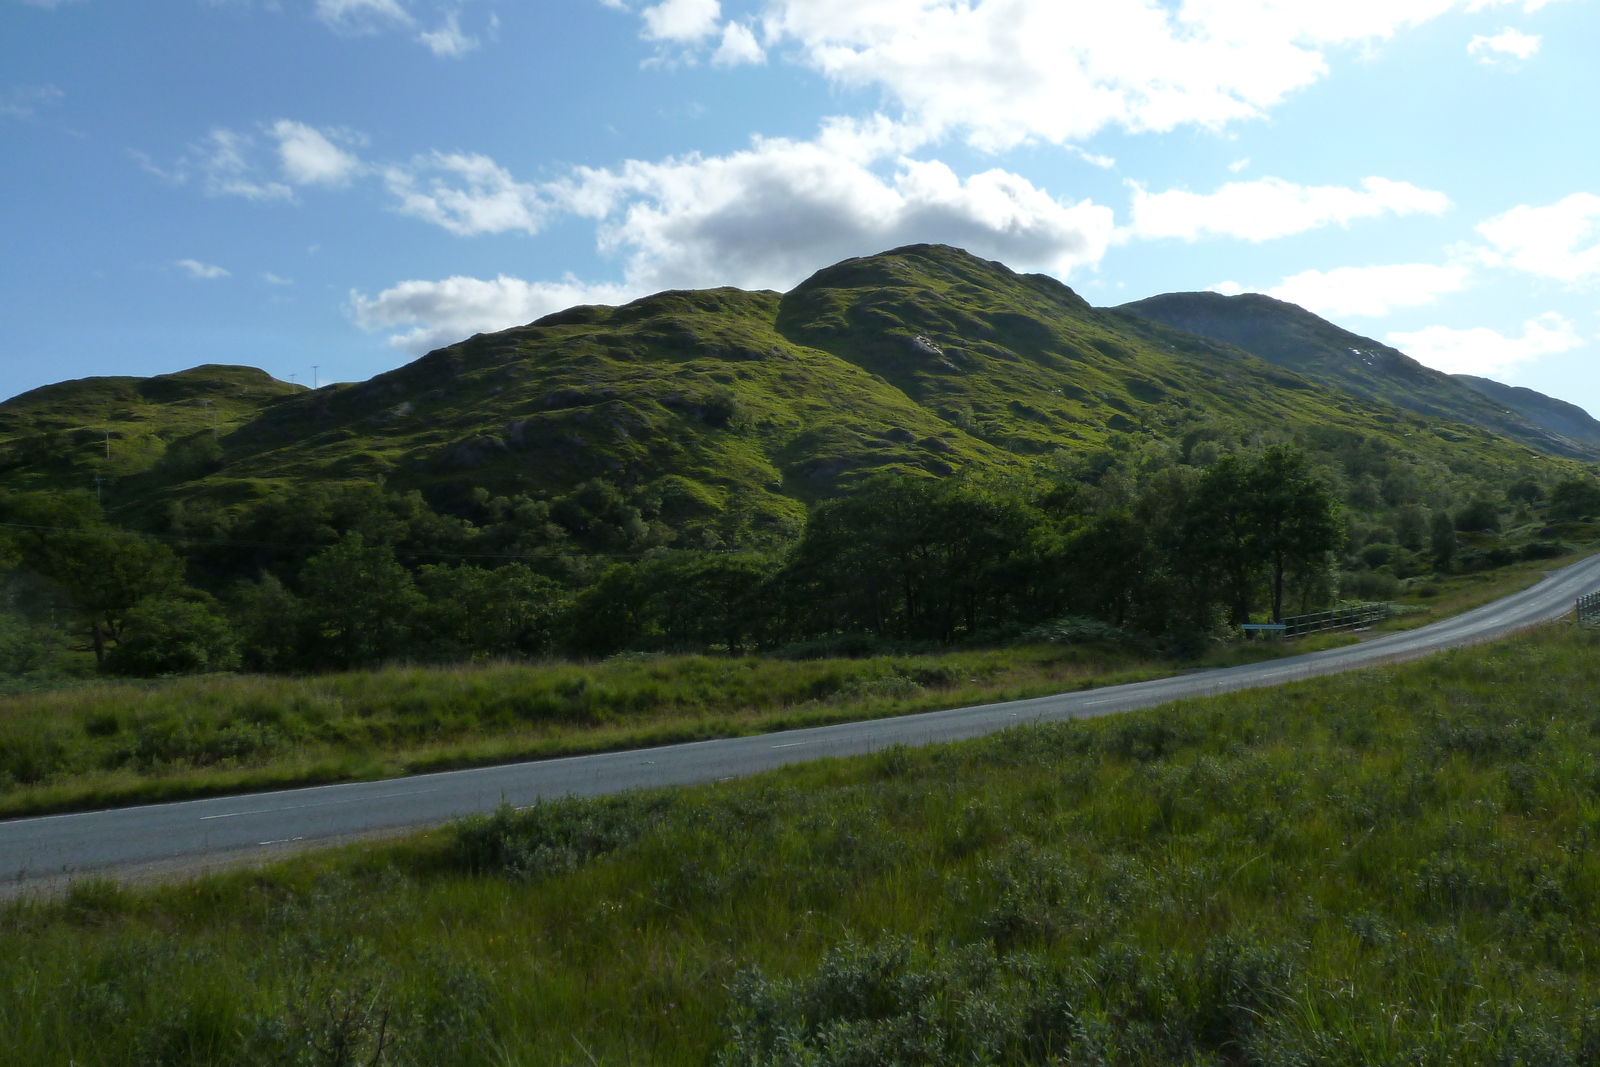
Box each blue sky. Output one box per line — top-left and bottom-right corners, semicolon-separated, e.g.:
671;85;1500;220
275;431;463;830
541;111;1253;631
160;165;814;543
5;0;1600;416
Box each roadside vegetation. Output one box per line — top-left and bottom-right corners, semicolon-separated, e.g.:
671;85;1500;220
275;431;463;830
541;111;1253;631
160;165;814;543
0;636;1321;818
0;511;1591;819
8;622;1600;1064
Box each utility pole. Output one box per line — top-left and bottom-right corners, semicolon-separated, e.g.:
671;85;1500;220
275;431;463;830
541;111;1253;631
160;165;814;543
93;475;104;503
104;430;111;460
312;365;320;390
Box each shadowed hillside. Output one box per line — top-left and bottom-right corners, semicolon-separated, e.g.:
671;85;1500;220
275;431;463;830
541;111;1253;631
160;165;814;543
1115;290;1599;460
1455;373;1600;450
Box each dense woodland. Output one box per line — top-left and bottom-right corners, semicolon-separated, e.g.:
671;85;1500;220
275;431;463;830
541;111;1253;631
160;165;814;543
2;425;1597;679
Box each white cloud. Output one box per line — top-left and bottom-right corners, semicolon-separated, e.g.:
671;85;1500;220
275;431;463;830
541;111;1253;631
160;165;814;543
713;21;766;65
642;0;721;41
1126;176;1450;242
1476;193;1600;282
635;0;1557;152
313;0;414;33
263;272;294;285
1266;263;1470;317
383;152;547;235
147;122;368;201
1388;313;1580;376
376;119;1109;294
550;134;1113;293
1468;27;1540;65
419;11;479;56
191;128;294;201
350;274;636;353
1228;157;1250;173
0;84;63;120
270;120;362;187
177;259;230;280
361;123;1115;352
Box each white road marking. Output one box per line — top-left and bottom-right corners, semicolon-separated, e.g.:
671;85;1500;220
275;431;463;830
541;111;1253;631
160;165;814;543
199;787;438;821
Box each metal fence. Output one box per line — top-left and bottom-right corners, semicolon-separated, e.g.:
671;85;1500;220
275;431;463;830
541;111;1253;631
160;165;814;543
1274;601;1392;639
1578;592;1600;628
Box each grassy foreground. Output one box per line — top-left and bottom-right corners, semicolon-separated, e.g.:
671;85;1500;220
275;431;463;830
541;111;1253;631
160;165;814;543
8;622;1600;1064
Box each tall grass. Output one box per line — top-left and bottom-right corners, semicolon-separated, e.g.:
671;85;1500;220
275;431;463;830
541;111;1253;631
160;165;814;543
0;645;1186;817
7;622;1600;1063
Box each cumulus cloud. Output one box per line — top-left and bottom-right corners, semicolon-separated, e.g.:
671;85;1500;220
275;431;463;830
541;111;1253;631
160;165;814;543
1126;176;1451;242
350;274;636;353
1469;27;1540;65
713;21;766;65
383;152;547;235
177;259;230;279
362;122;1114;352
1476;193;1600;282
642;0;721;41
1387;313;1580;376
270;120;363;187
548;135;1112;293
623;0;1563;151
1266;263;1470;317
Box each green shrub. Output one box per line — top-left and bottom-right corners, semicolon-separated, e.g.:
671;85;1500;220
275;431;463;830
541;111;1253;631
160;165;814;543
0;614;58;676
105;596;239;676
1520;539;1568;560
1456;498;1503;533
1342;569;1399;599
454;795;674;880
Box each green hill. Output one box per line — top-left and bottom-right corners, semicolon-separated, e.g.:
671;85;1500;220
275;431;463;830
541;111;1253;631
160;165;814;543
1455;373;1600;451
0;364;300;497
0;247;1589;544
1115;290;1600;460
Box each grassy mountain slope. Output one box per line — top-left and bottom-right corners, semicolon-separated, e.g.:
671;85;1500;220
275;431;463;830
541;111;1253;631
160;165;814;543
1115;290;1600;460
0;247;1587;540
0;365;300;497
1455;373;1600;450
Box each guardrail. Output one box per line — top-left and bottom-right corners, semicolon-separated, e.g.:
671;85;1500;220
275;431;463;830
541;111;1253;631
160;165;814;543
1578;592;1600;628
1242;602;1392;639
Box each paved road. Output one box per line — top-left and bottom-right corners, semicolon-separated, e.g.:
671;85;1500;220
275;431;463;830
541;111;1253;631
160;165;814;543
6;553;1600;891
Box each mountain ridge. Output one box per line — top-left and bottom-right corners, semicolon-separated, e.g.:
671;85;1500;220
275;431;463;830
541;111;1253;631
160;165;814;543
1454;373;1600;451
0;246;1588;548
1114;290;1599;460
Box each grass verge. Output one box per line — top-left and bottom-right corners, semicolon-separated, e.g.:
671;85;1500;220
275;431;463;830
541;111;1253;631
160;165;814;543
7;621;1600;1064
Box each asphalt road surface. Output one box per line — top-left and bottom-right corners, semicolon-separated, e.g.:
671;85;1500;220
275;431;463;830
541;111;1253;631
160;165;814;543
6;553;1600;891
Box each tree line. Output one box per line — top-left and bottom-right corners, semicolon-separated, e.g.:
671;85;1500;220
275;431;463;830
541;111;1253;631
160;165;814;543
3;446;1597;676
